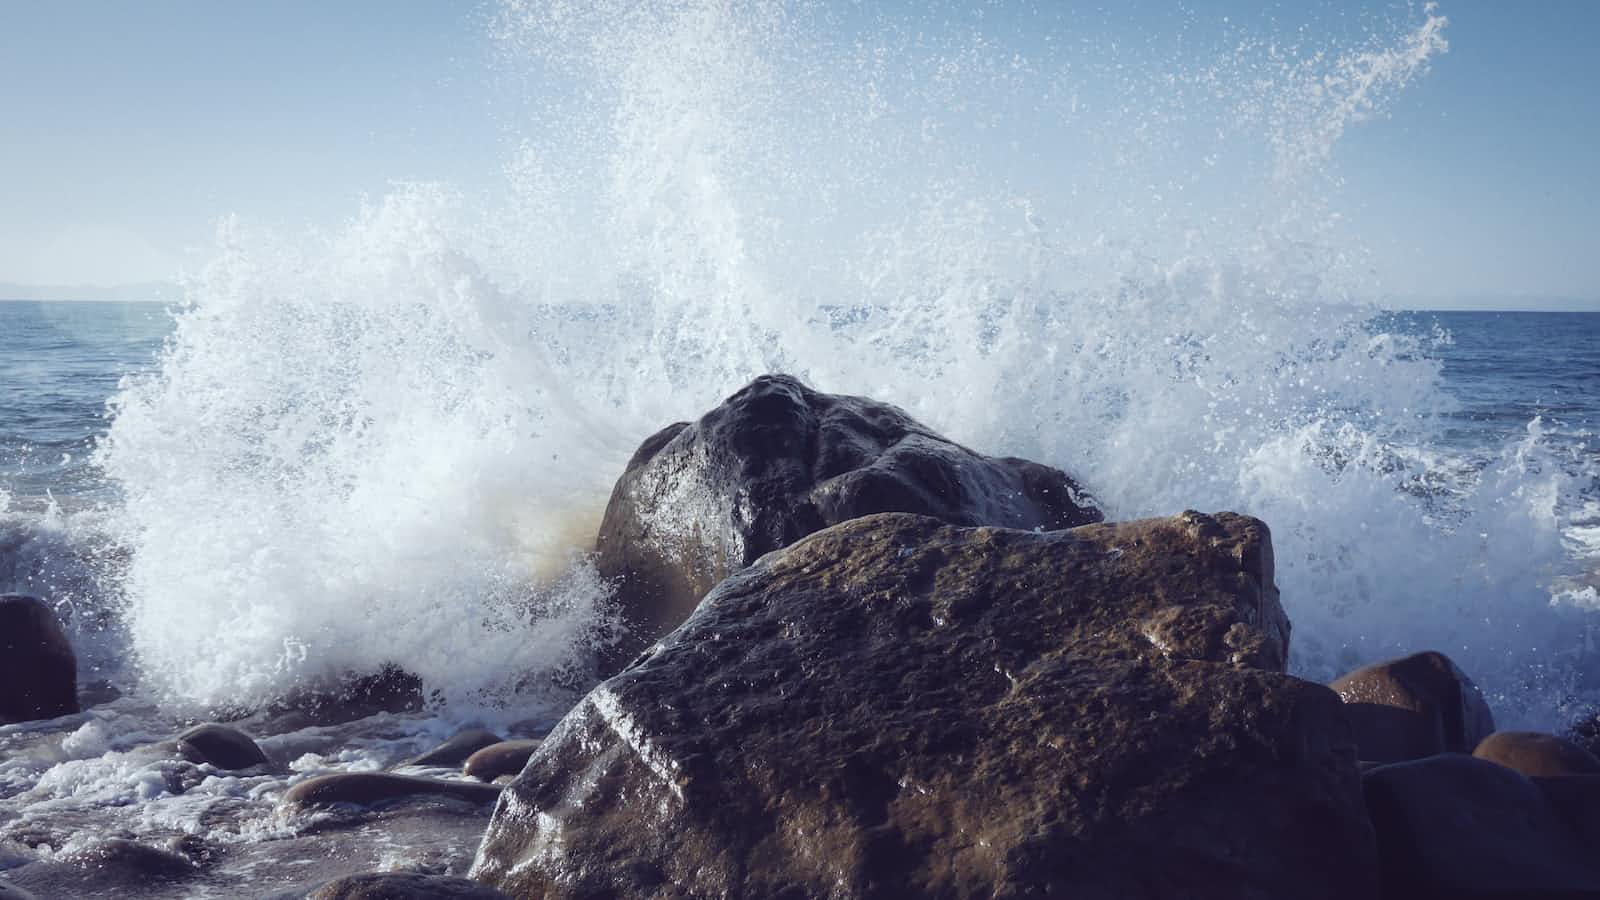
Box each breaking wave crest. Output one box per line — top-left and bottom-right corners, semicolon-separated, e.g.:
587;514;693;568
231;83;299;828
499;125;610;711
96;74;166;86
94;1;1596;726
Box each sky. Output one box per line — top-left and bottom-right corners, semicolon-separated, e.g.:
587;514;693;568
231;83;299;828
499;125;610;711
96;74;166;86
0;0;1595;309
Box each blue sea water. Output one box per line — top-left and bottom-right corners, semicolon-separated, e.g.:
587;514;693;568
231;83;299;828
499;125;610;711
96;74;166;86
0;301;171;511
3;299;1596;602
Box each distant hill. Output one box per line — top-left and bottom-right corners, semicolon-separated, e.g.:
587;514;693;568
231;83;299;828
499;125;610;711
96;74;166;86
0;281;181;302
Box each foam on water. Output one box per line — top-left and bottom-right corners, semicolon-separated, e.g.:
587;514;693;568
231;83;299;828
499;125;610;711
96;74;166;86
94;1;1598;726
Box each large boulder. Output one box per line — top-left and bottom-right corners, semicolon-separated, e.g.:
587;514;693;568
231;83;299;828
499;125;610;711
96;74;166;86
1364;755;1600;896
473;512;1373;899
0;593;78;724
1329;651;1495;764
594;375;1102;673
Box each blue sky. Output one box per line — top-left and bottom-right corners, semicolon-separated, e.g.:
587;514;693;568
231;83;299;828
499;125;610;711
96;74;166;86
0;0;1595;308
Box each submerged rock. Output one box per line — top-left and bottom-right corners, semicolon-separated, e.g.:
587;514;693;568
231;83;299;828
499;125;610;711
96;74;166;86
474;512;1372;899
309;872;511;899
0;880;39;900
1474;730;1600;777
60;838;199;881
1329;650;1495;764
176;722;271;770
401;728;504;769
283;773;502;810
1364;755;1600;896
0;593;78;724
463;740;543;783
594;374;1102;673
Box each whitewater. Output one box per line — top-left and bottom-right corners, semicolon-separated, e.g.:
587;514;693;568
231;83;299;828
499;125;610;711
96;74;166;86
2;1;1599;894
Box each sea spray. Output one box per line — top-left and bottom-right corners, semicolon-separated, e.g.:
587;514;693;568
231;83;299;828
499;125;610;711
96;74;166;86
97;1;1596;726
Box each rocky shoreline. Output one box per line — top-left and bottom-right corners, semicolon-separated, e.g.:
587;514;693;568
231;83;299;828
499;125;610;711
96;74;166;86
5;375;1600;898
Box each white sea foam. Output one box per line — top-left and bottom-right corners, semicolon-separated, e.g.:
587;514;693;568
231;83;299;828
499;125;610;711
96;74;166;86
92;1;1598;728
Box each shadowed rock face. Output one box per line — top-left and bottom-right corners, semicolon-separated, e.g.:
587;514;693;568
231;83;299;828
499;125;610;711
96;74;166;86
474;512;1372;899
594;374;1102;674
0;593;78;724
1330;651;1496;764
1364;755;1600;896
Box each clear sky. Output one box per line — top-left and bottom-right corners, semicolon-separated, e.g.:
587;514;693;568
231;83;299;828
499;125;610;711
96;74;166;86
1;0;1595;308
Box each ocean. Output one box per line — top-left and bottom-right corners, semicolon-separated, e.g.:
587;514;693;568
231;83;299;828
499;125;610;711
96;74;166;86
3;2;1598;896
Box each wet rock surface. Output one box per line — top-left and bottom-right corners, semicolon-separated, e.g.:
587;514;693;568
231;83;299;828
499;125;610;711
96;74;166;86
594;374;1102;673
463;740;543;783
1364;754;1600;897
1330;651;1496;764
283;773;503;810
1474;730;1600;777
401;728;505;769
175;722;271;770
0;593;79;724
474;512;1373;899
309;872;512;899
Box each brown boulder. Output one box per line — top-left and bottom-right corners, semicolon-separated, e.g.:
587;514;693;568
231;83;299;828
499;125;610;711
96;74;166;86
175;722;270;770
1364;755;1600;896
400;728;504;769
463;740;543;783
473;512;1372;899
594;375;1101;674
1475;731;1600;777
1330;651;1495;763
0;593;78;724
282;773;502;809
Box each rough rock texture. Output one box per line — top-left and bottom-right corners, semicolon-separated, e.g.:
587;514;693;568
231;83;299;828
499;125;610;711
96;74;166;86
474;512;1373;899
282;773;502;809
594;375;1102;673
175;722;270;770
310;873;512;900
401;728;504;769
0;593;78;724
1474;731;1600;777
1364;755;1600;897
464;740;543;783
1330;651;1496;764
0;881;39;900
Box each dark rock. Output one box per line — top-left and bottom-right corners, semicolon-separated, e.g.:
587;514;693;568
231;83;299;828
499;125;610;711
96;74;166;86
0;593;78;724
464;740;542;782
175;722;270;770
1474;730;1600;777
282;773;502;809
245;664;425;730
594;375;1102;674
309;873;510;900
1329;651;1495;764
401;728;504;769
473;512;1372;899
1364;755;1600;896
1535;774;1600;853
0;881;39;900
60;838;198;881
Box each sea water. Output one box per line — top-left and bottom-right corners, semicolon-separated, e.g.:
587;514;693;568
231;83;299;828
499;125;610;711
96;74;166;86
2;2;1597;896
